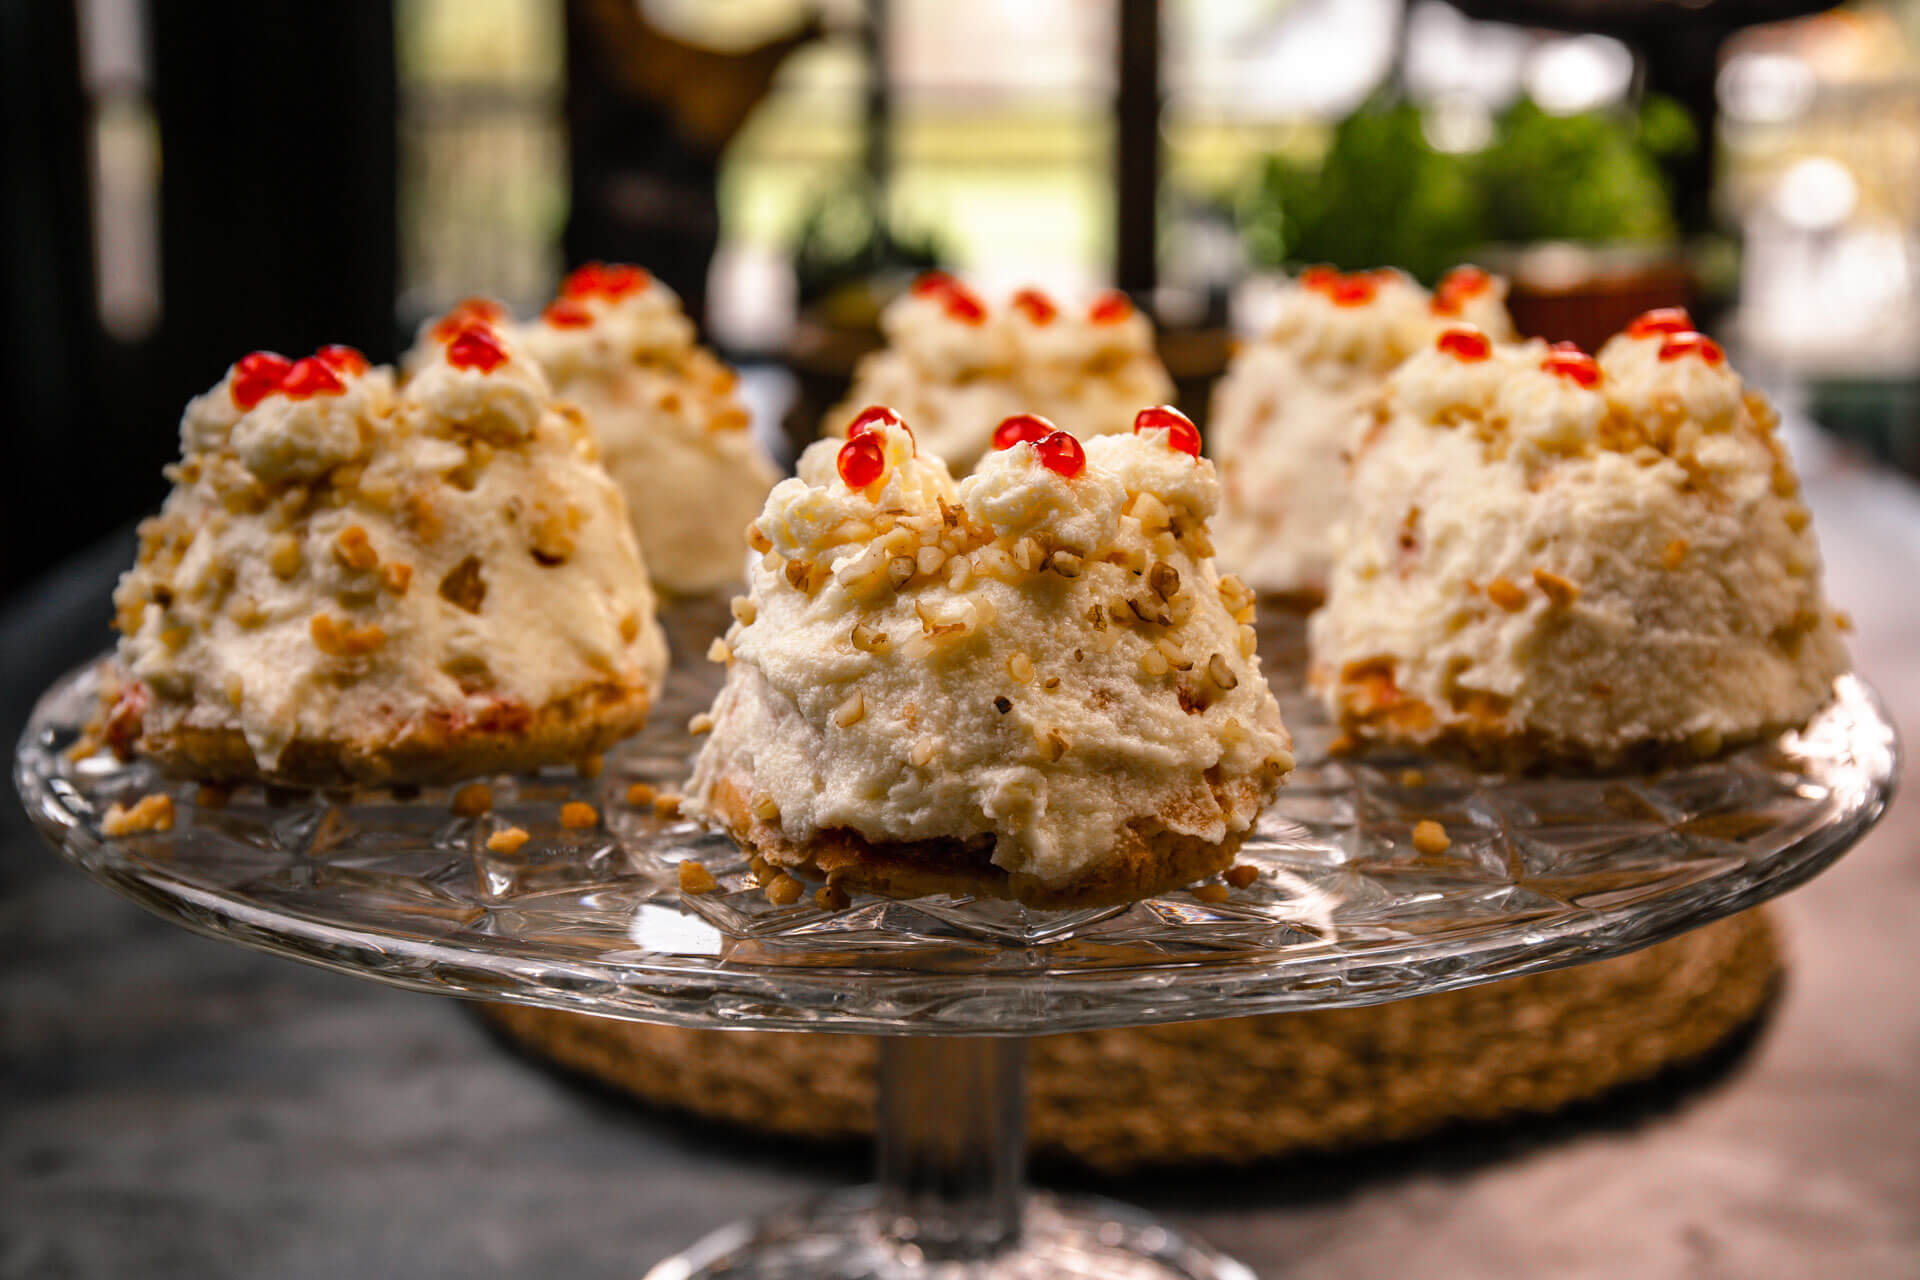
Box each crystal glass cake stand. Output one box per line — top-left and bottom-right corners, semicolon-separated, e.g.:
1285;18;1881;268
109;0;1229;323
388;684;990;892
15;637;1897;1279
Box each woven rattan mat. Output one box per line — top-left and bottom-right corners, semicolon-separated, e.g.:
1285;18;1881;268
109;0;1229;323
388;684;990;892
483;909;1778;1173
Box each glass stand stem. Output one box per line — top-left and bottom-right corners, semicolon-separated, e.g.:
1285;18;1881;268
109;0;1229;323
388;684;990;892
874;1036;1027;1262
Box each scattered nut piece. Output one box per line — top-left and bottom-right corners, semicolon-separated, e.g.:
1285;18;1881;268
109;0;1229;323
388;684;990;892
619;612;641;643
487;826;531;856
851;620;889;654
438;555;487;614
1662;539;1688;570
1399;768;1427;788
651;793;683;819
451;782;493;816
1008;651;1034;684
1206;652;1238;691
1140;647;1169;677
1148;562;1180;600
1048;550;1082;578
102;793;174;837
269;534;303;579
1193;883;1230;904
310;613;386;657
1486;577;1528;612
832;690;866;728
333;524;379;571
765;874;804;907
382;562;412;594
678;860;718;895
1036;728;1069;762
626;782;656;807
815;884;851;911
688;712;715;735
747;526;773;553
750;793;781;824
908;737;936;768
730;595;757;626
560;801;598;830
1224;864;1259;890
993;695;1013;715
1411;819;1451;855
576;754;603;780
1532;568;1579;607
707;637;731;664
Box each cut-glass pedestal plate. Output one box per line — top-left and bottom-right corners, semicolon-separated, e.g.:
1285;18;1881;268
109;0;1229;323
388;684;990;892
15;618;1897;1280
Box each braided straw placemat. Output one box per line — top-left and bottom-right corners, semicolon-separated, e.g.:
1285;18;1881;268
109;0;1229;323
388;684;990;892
483;908;1777;1173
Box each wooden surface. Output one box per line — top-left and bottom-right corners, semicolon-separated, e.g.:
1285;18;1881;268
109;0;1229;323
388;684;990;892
3;422;1916;1279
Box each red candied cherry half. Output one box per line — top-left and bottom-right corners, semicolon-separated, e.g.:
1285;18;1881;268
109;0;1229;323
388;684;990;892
1326;274;1378;307
446;324;510;373
1036;430;1085;478
543;299;594;328
315;344;369;377
1299;265;1341;292
942;284;987;324
561;262;651;300
1431;265;1493;316
1011;288;1058;325
230;351;293;410
1541;342;1601;387
837;434;887;489
992;413;1055;451
280;356;346;399
1658;331;1725;366
1133;405;1201;457
430;297;506;342
1088;290;1134;324
1626;307;1694;340
847;404;914;452
1436;328;1491;362
910;270;958;299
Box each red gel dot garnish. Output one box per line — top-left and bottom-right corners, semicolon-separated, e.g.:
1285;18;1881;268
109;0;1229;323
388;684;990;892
1327;275;1378;307
1627;307;1694;340
1011;288;1058;325
1132;405;1201;456
1658;331;1725;366
1542;343;1601;387
837;435;886;489
847;405;913;452
446;324;510;373
230;351;293;410
1036;430;1085;478
1436;328;1491;362
1300;265;1341;293
431;298;506;342
910;270;958;299
280;356;346;399
1088;290;1134;324
1431;265;1493;316
561;262;651;300
991;413;1055;452
315;344;369;377
543;299;594;328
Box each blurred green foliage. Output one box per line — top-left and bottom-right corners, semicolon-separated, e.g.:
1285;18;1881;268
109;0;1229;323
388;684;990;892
793;177;946;306
1240;93;1696;284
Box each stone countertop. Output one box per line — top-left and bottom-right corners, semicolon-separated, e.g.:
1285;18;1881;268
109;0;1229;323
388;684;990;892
4;426;1917;1279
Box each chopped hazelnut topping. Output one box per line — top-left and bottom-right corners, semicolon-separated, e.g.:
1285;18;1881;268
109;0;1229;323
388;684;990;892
850;620;890;654
730;595;757;626
1411;819;1451;855
749;856;773;886
1399;769;1427;788
310;613;385;657
747;526;773;554
626;782;657;806
269;534;303;579
946;557;971;591
1206;652;1238;691
909;737;937;768
1486;577;1528;612
1012;537;1044;573
1835;610;1854;633
707;637;732;664
1048;550;1082;578
1783;504;1810;533
1532;568;1579;607
487;826;531;855
832;690;866;728
993;695;1013;714
1237;625;1259;658
1155;637;1193;671
1130;491;1170;534
560;801;598;829
1042;675;1060;690
1193;883;1230;904
1660;538;1688;570
784;558;814;590
1148;562;1180;600
451;782;493;816
333;524;378;572
815;884;851;911
916;545;947;577
688;712;715;735
438;555;487;614
102;793;174;837
1224;864;1259;890
1140;647;1170;677
382;562;412;594
765;874;804;907
652;793;683;819
619;613;641;643
887;556;916;589
678;860;719;895
750;793;782;824
1036;727;1070;762
1008;651;1035;684
577;754;604;780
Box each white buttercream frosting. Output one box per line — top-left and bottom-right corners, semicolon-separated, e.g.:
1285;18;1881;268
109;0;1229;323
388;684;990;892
688;418;1292;886
828;281;1175;475
1210;267;1515;595
114;328;668;774
1307;322;1847;763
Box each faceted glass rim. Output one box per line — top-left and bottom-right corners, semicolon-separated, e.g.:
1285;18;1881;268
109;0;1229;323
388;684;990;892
15;658;1898;1036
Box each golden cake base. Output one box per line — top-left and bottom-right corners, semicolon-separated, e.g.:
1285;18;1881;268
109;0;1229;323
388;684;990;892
482;908;1779;1173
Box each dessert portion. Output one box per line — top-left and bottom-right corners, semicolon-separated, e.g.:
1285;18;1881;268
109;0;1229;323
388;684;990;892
109;313;668;786
686;404;1293;908
827;273;1176;475
1308;312;1849;768
514;263;778;595
1210;266;1514;599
